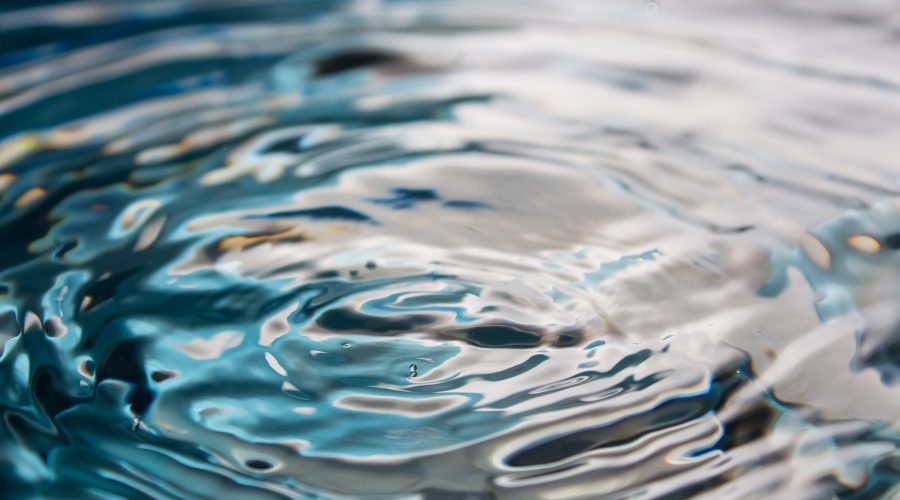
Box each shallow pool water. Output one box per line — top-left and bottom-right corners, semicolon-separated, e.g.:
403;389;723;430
0;1;898;498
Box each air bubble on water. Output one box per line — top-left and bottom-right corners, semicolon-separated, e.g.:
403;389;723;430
341;342;351;349
408;364;418;378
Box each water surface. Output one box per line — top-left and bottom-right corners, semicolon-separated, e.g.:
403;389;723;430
0;0;899;498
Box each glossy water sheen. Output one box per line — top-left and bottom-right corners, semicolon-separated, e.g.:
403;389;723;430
0;1;899;498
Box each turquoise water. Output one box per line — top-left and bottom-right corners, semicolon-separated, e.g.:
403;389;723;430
0;1;899;498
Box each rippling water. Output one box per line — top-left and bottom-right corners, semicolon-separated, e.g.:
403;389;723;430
1;0;899;498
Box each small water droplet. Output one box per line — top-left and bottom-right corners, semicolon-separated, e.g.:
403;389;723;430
408;363;418;378
341;342;351;349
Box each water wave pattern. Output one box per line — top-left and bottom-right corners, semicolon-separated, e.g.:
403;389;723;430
1;0;899;498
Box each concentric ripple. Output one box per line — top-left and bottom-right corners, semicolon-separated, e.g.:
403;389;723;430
0;0;899;498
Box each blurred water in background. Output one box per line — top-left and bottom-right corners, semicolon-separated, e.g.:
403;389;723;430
0;0;899;498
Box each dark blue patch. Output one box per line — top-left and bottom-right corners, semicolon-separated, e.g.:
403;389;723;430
245;206;372;222
368;188;439;209
317;308;436;334
447;324;543;348
314;50;403;77
443;200;492;210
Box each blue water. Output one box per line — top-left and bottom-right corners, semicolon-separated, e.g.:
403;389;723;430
0;1;899;498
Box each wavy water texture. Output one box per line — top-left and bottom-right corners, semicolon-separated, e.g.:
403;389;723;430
0;0;899;498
